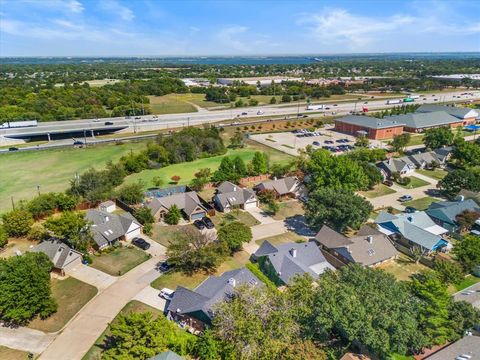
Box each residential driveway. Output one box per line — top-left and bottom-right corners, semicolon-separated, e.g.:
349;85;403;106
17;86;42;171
132;286;167;311
244;221;289;254
143;237;167;258
66;264;117;290
0;326;55;355
246;207;277;225
39;258;161;360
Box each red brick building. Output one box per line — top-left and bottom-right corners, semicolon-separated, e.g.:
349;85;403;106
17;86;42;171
334;115;405;140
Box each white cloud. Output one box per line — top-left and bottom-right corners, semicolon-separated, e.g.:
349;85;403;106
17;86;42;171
216;25;249;52
14;0;84;13
99;0;135;21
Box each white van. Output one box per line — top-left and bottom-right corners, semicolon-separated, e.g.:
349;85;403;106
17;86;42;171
159;288;175;301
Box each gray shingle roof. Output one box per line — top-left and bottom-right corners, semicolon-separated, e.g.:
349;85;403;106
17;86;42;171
391;111;461;129
147;191;206;218
148;350;184;360
426;199;480;225
167;268;262;322
255;176;298;196
417;104;479;120
214;187;257;208
31;238;82;269
254;240;334;284
425;335;480;360
216;181;238;194
336;115;405;129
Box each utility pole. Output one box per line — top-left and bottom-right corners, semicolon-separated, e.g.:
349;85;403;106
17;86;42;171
11;196;15;210
37;185;40;196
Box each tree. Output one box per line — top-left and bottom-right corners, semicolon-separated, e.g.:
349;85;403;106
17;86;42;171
453;234;480;273
0;226;7;248
44;211;92;251
134;207;155;226
166;227;226;274
390;133;411;152
217;222;252;253
117;182;144;205
0;252;57;325
438;168;480;198
103;312;195;359
229;131;244;149
164;205;182;225
305;188;373;232
452;141;480;168
249;152;269;175
28;223;48;241
233;156;247;178
170;175;181;184
282;94;292;103
447;301;480;338
190;168;211;191
423;127;454;149
354;135;369;148
363;163;383;189
194;330;221;360
455;210;480;232
269;96;277;104
282;340;327;360
212;156;246;183
433;260;464;285
27;193;60;219
2;209;33;237
152;176;164;188
266;201;280;215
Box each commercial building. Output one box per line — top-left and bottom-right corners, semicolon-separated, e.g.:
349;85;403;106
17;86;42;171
416;104;479;125
217;76;302;86
334;115;404;140
390;111;464;132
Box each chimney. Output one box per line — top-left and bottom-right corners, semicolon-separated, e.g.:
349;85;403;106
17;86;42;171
388;157;393;165
367;235;373;244
289;248;297;258
458;195;465;202
227;278;236;287
346;245;351;254
273;176;278;181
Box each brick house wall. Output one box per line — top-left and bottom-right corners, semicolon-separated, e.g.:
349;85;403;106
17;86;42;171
334;120;404;140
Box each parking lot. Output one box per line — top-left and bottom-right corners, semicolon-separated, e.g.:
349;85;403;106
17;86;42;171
250;125;377;156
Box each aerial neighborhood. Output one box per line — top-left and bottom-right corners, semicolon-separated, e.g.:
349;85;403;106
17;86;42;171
1;8;480;359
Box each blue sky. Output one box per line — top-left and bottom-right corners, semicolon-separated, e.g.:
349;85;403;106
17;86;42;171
0;0;479;56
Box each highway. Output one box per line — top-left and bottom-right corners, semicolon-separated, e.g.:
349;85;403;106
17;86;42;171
1;90;479;140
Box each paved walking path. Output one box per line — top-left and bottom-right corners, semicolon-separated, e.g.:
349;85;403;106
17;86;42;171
0;326;55;355
39;257;161;360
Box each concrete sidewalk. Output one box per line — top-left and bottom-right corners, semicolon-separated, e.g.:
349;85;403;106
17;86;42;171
0;326;55;355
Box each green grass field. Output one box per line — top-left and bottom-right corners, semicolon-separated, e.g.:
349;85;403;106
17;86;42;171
416;168;448;181
403;196;437;210
454;275;480;292
359;184;396;199
211;210;260;228
255;231;305;246
29;277;97;333
396;176;431;189
91;246;150;276
0;142;145;214
148;95;198;114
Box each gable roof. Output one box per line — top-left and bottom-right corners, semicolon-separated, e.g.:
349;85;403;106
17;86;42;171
216;181;238;194
425;335;480;360
391;111;462;129
379;157;415;174
336;115;405;129
417;104;479;120
426;199;480;225
148;350;184;360
147;191;206;218
31;238;82;269
256;176;298;196
86;209;141;248
214;187;257;208
379;147;452;174
254;240;334;284
167;268;262;322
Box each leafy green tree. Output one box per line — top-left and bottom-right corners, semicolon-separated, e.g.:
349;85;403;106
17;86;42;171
0;252;57;325
269;97;277;104
217;222;252;253
117;182;144;205
305;188;372;232
363;163;383;189
233;156;247;177
266;201;280;215
447;301;480;338
282;340;327;360
152;176;164;188
423;127;454;149
28;223;48;241
26;193;59;219
44;211;91;251
69;167;116;203
453;234;480;273
190;168;211;191
134;207;154;226
249;152;269;175
455;210;480;232
194;330;221;360
164;205;182;225
354;135;369;148
2;209;33;237
229;131;244;148
438;168;480;198
0;226;8;248
390;133;411;152
433;260;464;285
282;94;292;103
212;156;246;183
453;141;480;168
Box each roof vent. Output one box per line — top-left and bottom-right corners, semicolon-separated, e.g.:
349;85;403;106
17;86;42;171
407;216;413;223
346;245;352;254
233;186;237;192
227;278;236;287
289;248;297;258
367;236;373;244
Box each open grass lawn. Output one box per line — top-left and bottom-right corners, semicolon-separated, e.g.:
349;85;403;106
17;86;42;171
416;168;448;181
403;196;437;210
359;184;396;199
0;346;30;360
211;210;260;228
406;134;424;147
151;250;250;290
260;200;304;220
255;231;305;246
378;254;429;282
82;300;162;360
0;238;38;258
29;277;97;333
151;224;196;247
124;143;291;189
389;354;414;360
148;95;198;114
0;142;145;214
454;274;480;292
396;176;431;189
91;246;150;276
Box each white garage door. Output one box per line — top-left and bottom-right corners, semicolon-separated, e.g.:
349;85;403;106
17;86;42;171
244;201;258;210
126;227;141;240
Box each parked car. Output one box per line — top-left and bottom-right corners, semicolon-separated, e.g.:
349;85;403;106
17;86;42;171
202;217;215;229
194;219;205;230
325;140;334;144
159;288;175;301
312;141;320;146
157;261;172;272
132;237;151;250
104;121;114;125
405;206;417;213
8;147;19;151
383;180;394;187
399;195;413;202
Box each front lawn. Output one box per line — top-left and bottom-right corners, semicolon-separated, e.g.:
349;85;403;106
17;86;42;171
211;210;260;228
91;246;150;276
378;254;429;282
454;275;480;292
262;200;305;220
151;224;197;247
28;277;97;333
395;176;431;189
403;196;438;210
82;300;163;360
359;184;396;199
151;250;250;291
0;346;30;360
255;231;305;246
416;169;448;181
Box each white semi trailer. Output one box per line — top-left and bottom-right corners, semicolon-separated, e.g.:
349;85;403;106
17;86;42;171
0;120;38;128
306;104;324;110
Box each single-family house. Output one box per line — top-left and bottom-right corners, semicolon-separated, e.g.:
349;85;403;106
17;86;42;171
454;282;480;310
375;211;450;254
378;157;416;178
166;268;262;331
390;111;464;132
426;197;480;233
32;238;83;275
253;240;334;285
99;200;116;213
213;181;258;212
424;335;480;359
314;225;398;267
86;209;142;249
147;191;208;222
148;351;184;360
254;176;299;198
417;104;479;125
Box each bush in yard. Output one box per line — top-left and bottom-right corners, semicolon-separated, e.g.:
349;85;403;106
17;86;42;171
134;207;155;226
433;259;464;285
28;223;48;241
218;222;252;253
0;226;7;248
26;192;59;219
453;235;480;273
117;182;144;205
1;209;34;237
171;175;181;184
257;189;277;204
164;205;181;225
0;252;57;325
44;211;92;251
266;201;280;215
